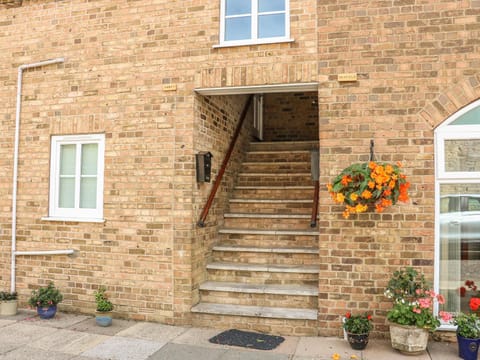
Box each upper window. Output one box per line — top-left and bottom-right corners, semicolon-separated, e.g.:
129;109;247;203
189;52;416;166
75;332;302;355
219;0;291;47
48;134;105;221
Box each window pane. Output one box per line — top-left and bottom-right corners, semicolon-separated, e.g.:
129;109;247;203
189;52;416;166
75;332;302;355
444;139;480;172
225;17;251;41
81;143;98;175
439;184;480;313
259;0;285;12
80;177;97;209
60;144;76;175
59;177;75;208
225;0;251;15
258;14;285;38
450;106;480;125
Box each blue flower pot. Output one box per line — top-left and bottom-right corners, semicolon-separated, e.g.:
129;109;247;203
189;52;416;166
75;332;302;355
37;305;57;319
457;334;480;360
95;312;113;327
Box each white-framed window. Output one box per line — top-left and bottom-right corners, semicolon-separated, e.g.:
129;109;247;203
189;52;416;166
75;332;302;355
217;0;291;47
48;134;105;221
435;99;480;329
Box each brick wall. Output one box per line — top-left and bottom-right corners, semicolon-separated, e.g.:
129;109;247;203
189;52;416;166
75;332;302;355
317;0;480;336
263;92;318;142
0;0;317;326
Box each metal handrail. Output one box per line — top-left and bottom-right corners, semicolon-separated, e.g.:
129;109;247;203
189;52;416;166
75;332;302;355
197;95;253;227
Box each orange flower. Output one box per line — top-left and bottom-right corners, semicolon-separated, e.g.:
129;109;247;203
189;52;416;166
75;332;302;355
326;183;333;192
350;193;359;201
361;190;372;199
388;180;396;189
336;193;345;203
368;161;376;169
355;203;368;213
341;175;352;186
368;180;375;189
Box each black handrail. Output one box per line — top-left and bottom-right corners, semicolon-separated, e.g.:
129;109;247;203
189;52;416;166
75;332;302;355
197;95;253;227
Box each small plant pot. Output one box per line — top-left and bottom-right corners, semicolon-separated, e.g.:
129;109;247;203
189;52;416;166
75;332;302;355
346;332;369;350
457;333;480;360
0;300;17;316
37;305;57;319
95;311;112;327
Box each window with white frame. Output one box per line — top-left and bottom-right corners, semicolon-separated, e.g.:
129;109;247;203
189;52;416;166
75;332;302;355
48;134;105;221
219;0;290;46
435;100;480;323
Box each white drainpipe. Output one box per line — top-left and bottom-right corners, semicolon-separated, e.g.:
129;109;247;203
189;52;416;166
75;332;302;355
11;58;75;293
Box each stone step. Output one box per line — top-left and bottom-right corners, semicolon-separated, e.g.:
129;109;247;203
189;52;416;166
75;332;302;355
191;302;318;320
241;161;311;173
228;199;313;214
206;262;319;273
200;281;318;296
245;150;312;163
232;186;315;200
219;232;318;249
218;228;319;236
237;172;312;187
249;141;318;152
212;244;318;254
223;216;316;230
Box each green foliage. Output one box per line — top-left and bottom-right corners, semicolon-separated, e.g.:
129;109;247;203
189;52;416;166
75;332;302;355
385;267;429;302
454;312;480;339
385;267;447;332
343;312;373;334
0;291;17;301
94;286;113;312
28;282;63;307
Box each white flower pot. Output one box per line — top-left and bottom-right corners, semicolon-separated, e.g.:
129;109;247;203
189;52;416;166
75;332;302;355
0;300;17;316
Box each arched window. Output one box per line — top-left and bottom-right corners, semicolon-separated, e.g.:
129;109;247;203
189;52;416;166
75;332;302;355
435;99;480;320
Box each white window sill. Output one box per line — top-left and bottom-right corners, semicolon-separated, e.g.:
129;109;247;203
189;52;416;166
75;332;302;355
41;216;105;223
213;38;294;49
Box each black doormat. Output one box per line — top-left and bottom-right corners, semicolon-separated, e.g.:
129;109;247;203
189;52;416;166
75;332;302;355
209;329;285;350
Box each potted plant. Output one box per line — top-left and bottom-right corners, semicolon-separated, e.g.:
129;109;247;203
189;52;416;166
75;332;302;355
94;286;114;327
452;300;480;360
327;161;410;218
0;291;18;316
342;312;373;350
384;267;451;355
28;282;63;319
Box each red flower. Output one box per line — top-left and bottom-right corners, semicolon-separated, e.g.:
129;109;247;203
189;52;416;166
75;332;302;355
367;315;372;321
345;312;351;319
460;286;466;297
470;297;480;312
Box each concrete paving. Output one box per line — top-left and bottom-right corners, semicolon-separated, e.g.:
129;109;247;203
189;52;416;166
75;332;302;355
0;310;461;359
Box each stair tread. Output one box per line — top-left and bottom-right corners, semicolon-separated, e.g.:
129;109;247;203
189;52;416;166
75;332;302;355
239;172;311;176
200;281;318;296
219;228;319;235
230;199;312;203
224;213;312;219
213;245;319;254
207;262;319;273
235;186;314;189
191;302;318;320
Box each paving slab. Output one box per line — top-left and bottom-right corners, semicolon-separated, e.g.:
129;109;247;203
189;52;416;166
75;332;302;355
220;348;289;360
21;311;90;329
0;319;16;328
81;336;164;360
427;340;458;359
0;309;36;322
30;328;110;355
68;317;137;336
116;322;188;343
170;327;228;348
147;343;226;360
294;337;431;360
0;323;50;351
0;346;74;360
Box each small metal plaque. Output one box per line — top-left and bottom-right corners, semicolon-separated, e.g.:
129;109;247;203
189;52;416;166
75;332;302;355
338;73;358;82
162;84;177;91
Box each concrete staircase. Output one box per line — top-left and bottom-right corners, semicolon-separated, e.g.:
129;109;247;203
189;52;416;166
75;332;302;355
192;141;320;336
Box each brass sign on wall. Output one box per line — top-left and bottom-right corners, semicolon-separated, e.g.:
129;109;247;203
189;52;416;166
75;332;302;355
338;73;358;82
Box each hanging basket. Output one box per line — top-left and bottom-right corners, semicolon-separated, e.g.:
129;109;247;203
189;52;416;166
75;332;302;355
327;161;410;219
